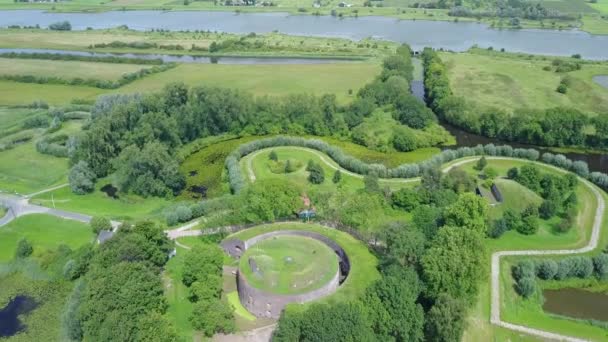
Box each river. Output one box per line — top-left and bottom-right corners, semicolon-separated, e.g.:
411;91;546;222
1;10;608;59
543;288;608;322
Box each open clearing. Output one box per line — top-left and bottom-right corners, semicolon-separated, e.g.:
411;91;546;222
239;235;338;295
0;214;92;262
0;58;150;80
441;51;608;115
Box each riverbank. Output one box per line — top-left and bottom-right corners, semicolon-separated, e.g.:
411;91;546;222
0;3;605;35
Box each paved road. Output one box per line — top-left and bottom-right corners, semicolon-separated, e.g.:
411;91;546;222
0;192;120;229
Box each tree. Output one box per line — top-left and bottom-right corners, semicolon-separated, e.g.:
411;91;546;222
392;126;418;152
412;205;441;240
332;170;342;184
382;222;426;267
536;260;558;280
188;275;222;302
15;238;33;258
474;156;487;171
442;168;476;193
363;267;425;341
269;150;278;161
182;244;223;287
307;162;325;184
539;200;558;219
242;179;300;222
136;312;179;342
422;226;486;304
425;294;466;342
393;94;436;129
49;20;71;31
507;167;519;179
515;277;536;298
90;216;112;235
284;159;295;173
444;193;489;234
517;205;539;235
391;188;420;211
190;300;235;337
593;253;608;280
69;161;97;195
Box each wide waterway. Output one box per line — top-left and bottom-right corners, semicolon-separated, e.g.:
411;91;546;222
1;10;608;59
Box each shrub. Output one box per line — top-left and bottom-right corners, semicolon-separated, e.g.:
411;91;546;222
90;216;111;235
513;260;536;281
474;156;487;171
556;258;575;280
307;162;325;184
15;238;33;258
515;277;536;298
593;253;608;279
269;150;278;161
49;21;71;31
488;218;509;238
332;170;342;184
536;260;558;280
69;161;97;195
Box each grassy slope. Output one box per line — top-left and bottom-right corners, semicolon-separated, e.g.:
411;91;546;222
457;158;605;341
0;214;93;262
441;51;608;115
239;235;338;294
31;180;172;222
0;57;149;80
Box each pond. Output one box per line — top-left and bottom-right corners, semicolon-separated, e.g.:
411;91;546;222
543;288;608;322
0;295;38;337
443;123;608;174
1;11;608;59
594;75;608;89
0;48;360;64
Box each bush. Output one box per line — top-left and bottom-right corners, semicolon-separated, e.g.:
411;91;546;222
488;218;509;238
49;21;71;31
515;277;536;298
536;260;558;280
474;156;487;171
176;205;193;223
90;216;111;235
307;162;325;184
593;253;608;279
15;238;33;258
269;150;278;161
69;161;97;195
332;170;342;184
513;260;536;281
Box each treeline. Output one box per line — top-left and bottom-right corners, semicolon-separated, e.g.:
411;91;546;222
0;63;175;89
62;221;178;341
0;52;164;65
422;48;608;149
448;0;574;20
513;251;608;298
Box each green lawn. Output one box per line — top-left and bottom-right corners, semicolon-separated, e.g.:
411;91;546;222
31;181;173;222
590;0;608;14
240;146;409;192
116;62;379;104
0;58;150;81
0;214;93;262
0;80;103;106
226;222;380;309
0;106;47;134
239;235;338;295
441;50;608;115
488;178;543;219
227;291;256;321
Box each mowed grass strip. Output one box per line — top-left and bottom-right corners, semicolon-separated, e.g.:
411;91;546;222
440;51;608;115
239;235;338;295
0;58;151;81
0;214;93;262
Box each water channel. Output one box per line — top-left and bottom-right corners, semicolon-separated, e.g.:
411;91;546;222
1;10;608;59
543;288;608;322
594;75;608;89
0;47;359;64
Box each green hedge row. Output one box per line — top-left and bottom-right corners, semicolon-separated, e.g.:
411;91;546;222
0;52;164;65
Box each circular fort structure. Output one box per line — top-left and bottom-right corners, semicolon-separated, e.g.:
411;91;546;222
222;229;351;319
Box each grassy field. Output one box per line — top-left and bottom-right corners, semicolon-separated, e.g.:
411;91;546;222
441;50;608;115
0;214;93;262
239;235;338;295
0;107;46;134
117;62;379;104
590;0;608;14
0;58;150;81
489;178;543;218
227;222;380;309
0;61;379;106
31;181;172;222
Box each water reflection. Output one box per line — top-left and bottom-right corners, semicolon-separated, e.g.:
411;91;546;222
0;295;38;337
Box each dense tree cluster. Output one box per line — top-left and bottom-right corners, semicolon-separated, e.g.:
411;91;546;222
422;49;606;149
63;221;178;342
